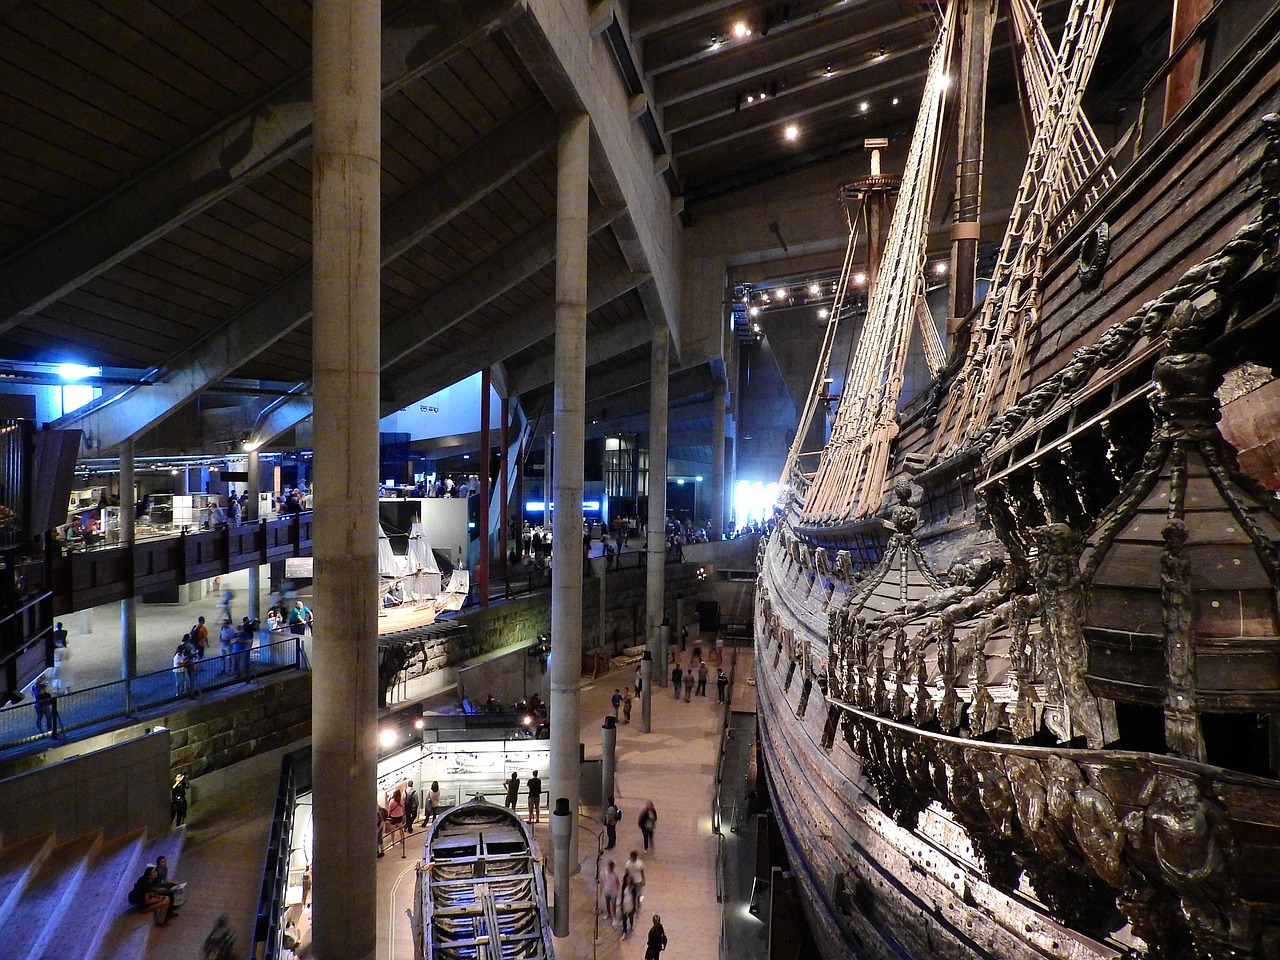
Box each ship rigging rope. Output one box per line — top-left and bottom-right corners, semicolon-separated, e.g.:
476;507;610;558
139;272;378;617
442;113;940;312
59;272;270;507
780;203;864;483
931;0;1115;458
799;0;958;523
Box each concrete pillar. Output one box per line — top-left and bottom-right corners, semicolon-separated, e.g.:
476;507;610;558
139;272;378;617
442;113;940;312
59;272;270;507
601;716;617;803
675;593;686;651
551;797;572;938
119;440;136;680
550;111;589;872
78;608;92;635
640;650;653;733
310;1;380;957
499;396;510;575
711;379;726;540
478;367;491;605
247;449;261;620
247;449;261;521
645;331;669;699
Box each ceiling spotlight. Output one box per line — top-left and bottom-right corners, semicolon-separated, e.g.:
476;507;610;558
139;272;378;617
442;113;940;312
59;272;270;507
379;727;400;749
877;44;887;60
749;306;760;317
808;283;820;296
892;97;900;106
854;272;867;285
752;324;761;333
940;76;952;90
934;262;949;275
776;287;788;299
759;87;768;100
784;124;799;141
824;63;833;77
859;101;869;113
818;308;830;319
710;34;721;49
733;21;751;38
746;93;755;103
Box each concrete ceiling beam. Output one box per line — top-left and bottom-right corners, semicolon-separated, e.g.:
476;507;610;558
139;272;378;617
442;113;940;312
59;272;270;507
55;99;551;453
0;0;522;333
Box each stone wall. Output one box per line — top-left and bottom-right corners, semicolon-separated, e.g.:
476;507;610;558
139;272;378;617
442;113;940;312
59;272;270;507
165;673;311;780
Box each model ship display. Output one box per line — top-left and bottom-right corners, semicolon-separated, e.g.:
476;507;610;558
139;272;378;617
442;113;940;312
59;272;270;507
754;0;1280;956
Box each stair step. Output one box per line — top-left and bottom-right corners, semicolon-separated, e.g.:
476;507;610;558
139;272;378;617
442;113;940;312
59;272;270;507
0;833;55;931
34;829;146;960
97;922;151;960
93;827;187;960
6;832;102;960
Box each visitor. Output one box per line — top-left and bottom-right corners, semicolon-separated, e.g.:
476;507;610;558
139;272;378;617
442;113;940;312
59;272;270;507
171;774;189;826
527;770;543;823
696;661;709;697
505;772;520;810
128;864;175;924
601;860;620;922
671;664;683;699
716;668;729;704
622;686;634;724
639;801;657;851
645;914;668;959
603;796;621;849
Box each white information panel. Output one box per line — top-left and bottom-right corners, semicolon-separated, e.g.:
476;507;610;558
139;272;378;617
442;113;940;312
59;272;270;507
376;739;550;806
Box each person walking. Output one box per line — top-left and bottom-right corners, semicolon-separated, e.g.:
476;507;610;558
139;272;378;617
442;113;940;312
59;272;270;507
622;686;634;724
639;801;657;851
645;914;668;959
426;781;441;823
33;679;53;733
505;772;520;810
527;770;543;823
601;860;621;923
603;797;621;849
172;645;192;697
696;660;709;697
618;873;637;939
716;667;729;704
404;781;420;834
610;688;622;719
386;788;407;857
634;664;643;696
670;663;683;699
682;668;694;702
623;849;645;906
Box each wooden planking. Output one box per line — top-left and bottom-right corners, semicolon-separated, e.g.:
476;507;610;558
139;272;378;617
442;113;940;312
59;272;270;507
1028;26;1280;386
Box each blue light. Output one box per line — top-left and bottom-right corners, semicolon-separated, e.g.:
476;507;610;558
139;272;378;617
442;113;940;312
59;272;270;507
57;363;101;382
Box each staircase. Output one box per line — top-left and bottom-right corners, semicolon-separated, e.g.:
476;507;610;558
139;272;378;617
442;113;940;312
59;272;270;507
0;824;185;960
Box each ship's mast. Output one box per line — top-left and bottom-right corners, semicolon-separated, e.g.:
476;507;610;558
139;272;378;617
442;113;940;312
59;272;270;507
947;0;997;341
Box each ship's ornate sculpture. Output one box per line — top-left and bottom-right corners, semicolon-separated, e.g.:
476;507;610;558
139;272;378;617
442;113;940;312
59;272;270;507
754;3;1280;950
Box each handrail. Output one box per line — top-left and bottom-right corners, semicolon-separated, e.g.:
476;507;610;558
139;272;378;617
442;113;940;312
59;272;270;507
255;747;312;960
0;633;308;755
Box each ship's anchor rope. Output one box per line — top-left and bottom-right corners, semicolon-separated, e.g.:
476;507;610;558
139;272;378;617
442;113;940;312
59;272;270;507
932;0;1115;458
797;0;958;524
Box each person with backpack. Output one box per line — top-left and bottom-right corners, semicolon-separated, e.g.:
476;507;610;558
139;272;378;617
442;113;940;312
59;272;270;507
603;796;621;849
645;914;669;959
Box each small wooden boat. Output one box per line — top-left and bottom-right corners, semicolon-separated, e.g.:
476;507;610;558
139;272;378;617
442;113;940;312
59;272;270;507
411;798;554;960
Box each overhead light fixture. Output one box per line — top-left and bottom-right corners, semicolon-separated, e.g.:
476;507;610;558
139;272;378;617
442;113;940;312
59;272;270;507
733;21;751;38
808;282;820;296
824;63;833;77
776;287;788;298
818;308;829;319
892;97;900;106
935;262;949;275
379;727;399;749
859;101;869;113
784;124;799;141
940;76;952;90
854;272;867;285
749;306;760;317
877;44;886;61
710;34;721;49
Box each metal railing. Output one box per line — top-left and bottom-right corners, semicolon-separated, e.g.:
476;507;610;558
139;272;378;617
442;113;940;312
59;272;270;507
0;632;309;754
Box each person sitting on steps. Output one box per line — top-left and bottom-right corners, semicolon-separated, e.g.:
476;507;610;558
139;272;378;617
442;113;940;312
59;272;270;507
129;864;176;924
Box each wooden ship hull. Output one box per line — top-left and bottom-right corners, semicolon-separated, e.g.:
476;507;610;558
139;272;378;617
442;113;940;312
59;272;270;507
755;3;1280;958
412;799;554;960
